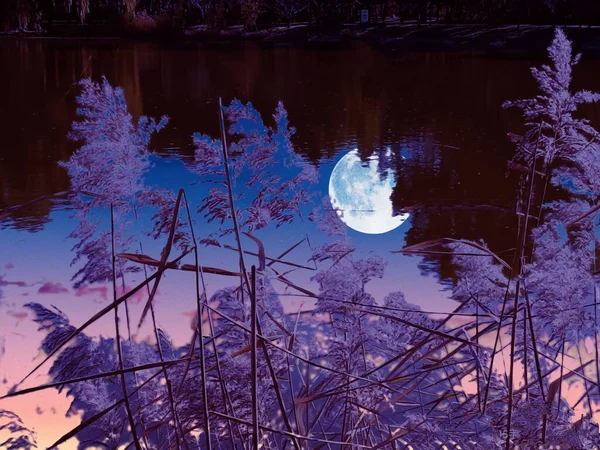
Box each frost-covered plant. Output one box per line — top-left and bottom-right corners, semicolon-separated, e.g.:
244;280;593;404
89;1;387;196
451;240;509;312
61;77;170;289
307;198;391;438
191;100;318;445
207;274;291;445
22;302;127;448
19;280;291;448
193;99;317;239
375;291;440;363
527;217;596;340
22;302;218;449
503;28;600;341
445;27;600;446
484;381;600;449
0;409;37;450
503;28;600;169
63;77;167;211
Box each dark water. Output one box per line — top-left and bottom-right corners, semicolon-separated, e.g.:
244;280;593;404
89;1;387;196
3;38;600;280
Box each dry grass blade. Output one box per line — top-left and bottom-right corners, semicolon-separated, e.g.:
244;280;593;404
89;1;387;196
348;306;481;348
251;266;260;449
375;382;421;414
256;306;302;449
294;379;397;406
137;244;186;450
206;242;315;271
567;202;600;228
267;238;307;268
210;410;371;448
572;414;588;431
118;253;241;277
274;273;318;298
110;205;142;450
1;357;190;399
506;133;541;450
180;189;212;450
183;193;247;449
507;160;546;177
137;189;184;330
522;284;546;402
230;336;276;357
216;97;300;450
369;420;427;450
244;233;266;271
208;242;315;271
179;263;239;277
536;351;597;387
546;374;564;406
265;310;293;337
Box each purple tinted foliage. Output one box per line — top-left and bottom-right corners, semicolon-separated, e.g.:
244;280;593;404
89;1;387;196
310;195;347;238
504;29;600;168
451;240;509;311
376;291;439;356
0;410;37;450
24;302;206;448
447;28;600;448
25;303;77;355
527;214;596;340
139;188;192;251
63;77;167;211
12;28;600;448
505;29;600;341
308;195;353;264
208;273;290;433
60;77;178;289
309;203;390;429
193;99;317;237
68;216;139;289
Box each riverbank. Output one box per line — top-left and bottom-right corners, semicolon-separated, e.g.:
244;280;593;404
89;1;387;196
5;22;600;55
367;23;600;56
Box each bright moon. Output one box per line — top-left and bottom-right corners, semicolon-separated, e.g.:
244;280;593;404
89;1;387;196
328;149;409;234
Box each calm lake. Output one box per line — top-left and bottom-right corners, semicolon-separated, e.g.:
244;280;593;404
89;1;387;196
4;38;600;276
2;37;600;448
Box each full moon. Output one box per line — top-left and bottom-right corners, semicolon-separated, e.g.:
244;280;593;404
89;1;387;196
328;149;409;234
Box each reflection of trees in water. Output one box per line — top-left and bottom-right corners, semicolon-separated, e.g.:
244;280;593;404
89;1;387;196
403;204;516;285
0;39;144;230
384;134;519;284
322;130;518;284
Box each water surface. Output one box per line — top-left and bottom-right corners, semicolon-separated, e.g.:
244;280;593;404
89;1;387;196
2;38;600;447
4;39;600;273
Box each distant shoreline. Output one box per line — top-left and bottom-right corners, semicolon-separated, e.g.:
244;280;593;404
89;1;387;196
5;23;600;56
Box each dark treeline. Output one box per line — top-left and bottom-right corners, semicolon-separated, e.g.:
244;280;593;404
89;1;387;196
2;0;600;34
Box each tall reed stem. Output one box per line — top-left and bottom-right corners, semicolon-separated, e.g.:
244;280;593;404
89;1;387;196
251;266;260;448
217;98;301;450
110;204;143;450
